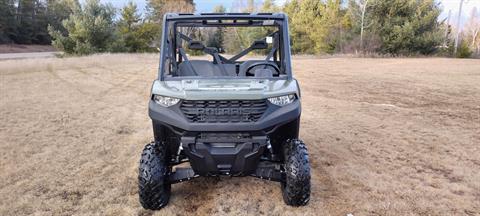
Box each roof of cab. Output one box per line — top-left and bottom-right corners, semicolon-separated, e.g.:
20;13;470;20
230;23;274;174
164;12;287;21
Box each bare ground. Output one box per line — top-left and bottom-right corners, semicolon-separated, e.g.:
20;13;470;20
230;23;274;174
0;45;56;53
0;54;479;216
0;52;60;60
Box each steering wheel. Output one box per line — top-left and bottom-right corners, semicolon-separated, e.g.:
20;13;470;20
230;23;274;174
245;62;280;76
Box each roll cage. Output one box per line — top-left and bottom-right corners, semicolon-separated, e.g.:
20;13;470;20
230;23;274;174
157;13;293;81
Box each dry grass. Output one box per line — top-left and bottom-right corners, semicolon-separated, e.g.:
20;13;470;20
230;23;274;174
0;54;479;215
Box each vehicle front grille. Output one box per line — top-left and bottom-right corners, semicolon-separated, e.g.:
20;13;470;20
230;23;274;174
180;100;268;123
197;133;252;142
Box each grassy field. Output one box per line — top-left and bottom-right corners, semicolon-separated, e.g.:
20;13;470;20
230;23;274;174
0;54;479;215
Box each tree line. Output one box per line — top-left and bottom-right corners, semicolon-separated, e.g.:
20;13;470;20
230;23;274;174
0;0;194;53
0;0;478;57
280;0;478;57
0;0;74;44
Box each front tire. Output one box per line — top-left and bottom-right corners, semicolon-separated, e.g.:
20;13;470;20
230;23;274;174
281;139;311;206
138;141;171;210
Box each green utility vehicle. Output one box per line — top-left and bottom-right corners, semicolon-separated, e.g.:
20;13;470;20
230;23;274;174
139;13;310;210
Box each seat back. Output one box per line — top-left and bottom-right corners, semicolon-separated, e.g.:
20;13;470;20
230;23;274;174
178;60;236;76
239;60;277;76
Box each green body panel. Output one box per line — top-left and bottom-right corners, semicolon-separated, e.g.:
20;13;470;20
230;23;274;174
151;79;300;100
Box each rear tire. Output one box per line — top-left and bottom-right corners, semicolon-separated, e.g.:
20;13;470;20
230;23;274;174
281;139;311;206
138;141;171;210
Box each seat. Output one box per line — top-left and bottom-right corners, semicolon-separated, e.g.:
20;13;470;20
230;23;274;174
178;60;237;76
239;60;277;76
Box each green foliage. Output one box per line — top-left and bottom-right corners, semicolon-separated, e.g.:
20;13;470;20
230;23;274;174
439;40;473;58
0;0;465;58
0;0;17;43
46;0;76;36
284;0;347;54
367;0;443;55
49;0;116;55
145;0;195;46
206;5;226;50
0;0;76;44
11;0;53;44
282;0;445;55
15;0;36;44
213;4;226;13
261;0;280;12
116;2;159;52
222;0;279;54
456;41;473;58
146;0;194;23
283;0;316;54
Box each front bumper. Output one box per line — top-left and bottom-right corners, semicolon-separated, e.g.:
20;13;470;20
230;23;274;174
181;133;268;175
149;99;301;176
148;99;301;132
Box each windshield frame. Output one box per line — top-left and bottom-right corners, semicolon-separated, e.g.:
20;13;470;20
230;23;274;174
157;13;293;81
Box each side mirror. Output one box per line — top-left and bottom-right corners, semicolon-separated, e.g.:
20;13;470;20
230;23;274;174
251;40;268;49
188;41;205;50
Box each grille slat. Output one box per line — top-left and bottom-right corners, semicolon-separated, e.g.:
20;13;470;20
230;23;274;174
180;99;267;123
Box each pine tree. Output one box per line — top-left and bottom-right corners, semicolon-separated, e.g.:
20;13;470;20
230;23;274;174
284;0;337;54
146;0;195;23
46;0;76;36
206;5;226;50
49;0;116;54
116;2;159;52
16;0;36;44
0;0;17;43
368;0;442;54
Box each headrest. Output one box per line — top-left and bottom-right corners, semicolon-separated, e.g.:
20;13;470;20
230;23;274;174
254;69;273;77
188;41;205;50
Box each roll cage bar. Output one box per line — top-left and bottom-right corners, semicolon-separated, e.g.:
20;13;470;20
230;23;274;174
175;31;280;76
157;13;293;80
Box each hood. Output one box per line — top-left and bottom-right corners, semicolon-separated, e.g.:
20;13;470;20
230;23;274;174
151;79;299;100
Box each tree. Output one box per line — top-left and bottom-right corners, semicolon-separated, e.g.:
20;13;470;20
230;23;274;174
31;0;50;44
368;0;443;55
116;2;159;52
283;0;318;54
347;0;372;52
464;7;479;55
346;0;381;53
146;0;194;23
212;4;226;13
260;0;279;12
16;0;37;44
46;0;76;35
206;5;226;50
442;9;452;47
0;0;76;45
0;0;17;43
117;1;141;52
284;0;348;54
145;0;195;46
312;0;349;53
120;2;141;31
359;0;368;50
454;0;465;55
48;0;116;55
10;0;51;44
223;0;280;54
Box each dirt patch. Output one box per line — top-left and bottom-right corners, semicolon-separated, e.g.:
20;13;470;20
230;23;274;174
0;54;479;215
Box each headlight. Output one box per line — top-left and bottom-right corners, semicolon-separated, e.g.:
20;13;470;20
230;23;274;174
153;95;180;107
268;94;296;106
